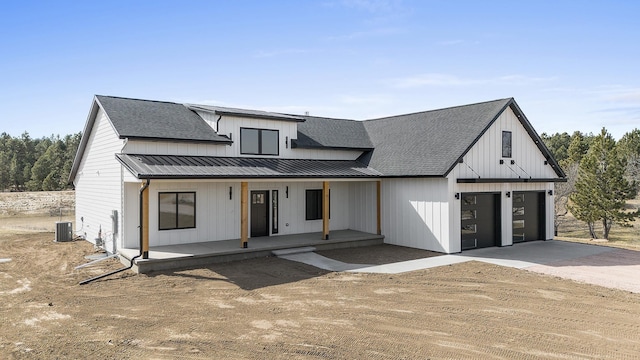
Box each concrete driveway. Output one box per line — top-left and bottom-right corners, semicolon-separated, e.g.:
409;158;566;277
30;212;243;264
278;240;640;293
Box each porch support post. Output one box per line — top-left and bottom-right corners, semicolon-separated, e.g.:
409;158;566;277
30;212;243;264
322;181;330;240
241;182;248;248
376;180;381;235
141;182;150;259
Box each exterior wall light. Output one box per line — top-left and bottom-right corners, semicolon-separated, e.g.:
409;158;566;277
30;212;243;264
506;191;511;198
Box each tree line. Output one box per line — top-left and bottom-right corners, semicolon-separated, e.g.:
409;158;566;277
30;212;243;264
541;128;640;239
0;132;82;191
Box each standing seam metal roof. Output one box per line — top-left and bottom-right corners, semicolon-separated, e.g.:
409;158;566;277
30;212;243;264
116;154;383;179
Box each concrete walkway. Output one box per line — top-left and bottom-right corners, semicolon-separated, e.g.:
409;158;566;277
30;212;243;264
277;240;640;293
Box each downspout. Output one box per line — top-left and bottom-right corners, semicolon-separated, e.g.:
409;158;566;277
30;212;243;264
140;178;151;259
79;178;150;285
215;114;222;132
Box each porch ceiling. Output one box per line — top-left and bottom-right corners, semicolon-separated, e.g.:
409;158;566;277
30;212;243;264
116;153;383;179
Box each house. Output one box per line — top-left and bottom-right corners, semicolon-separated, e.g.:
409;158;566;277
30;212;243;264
69;96;565;269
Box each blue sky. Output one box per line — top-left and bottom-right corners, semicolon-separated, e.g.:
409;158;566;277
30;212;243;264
1;0;639;139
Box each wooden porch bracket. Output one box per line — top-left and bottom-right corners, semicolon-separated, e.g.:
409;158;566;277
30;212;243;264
377;180;381;235
240;182;248;248
322;181;330;240
141;182;150;259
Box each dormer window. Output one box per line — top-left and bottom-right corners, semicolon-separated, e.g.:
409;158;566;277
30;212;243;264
502;131;512;158
240;128;279;155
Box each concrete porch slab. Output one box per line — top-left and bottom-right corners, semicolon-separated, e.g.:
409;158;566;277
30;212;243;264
119;230;384;273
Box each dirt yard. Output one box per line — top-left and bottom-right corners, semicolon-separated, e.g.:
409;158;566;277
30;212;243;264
1;227;639;358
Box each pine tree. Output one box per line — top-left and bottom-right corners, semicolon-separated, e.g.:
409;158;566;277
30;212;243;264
569;128;639;239
618;129;640;185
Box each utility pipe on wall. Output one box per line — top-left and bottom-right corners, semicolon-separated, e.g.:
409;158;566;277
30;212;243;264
79;179;150;285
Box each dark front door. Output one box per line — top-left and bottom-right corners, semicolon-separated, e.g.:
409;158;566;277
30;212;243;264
251;191;269;237
461;193;501;250
512;191;545;243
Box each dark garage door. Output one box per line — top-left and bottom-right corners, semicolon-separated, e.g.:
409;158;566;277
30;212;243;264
512;191;545;243
461;193;501;250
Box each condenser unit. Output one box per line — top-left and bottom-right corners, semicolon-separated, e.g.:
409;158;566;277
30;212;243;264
55;221;73;242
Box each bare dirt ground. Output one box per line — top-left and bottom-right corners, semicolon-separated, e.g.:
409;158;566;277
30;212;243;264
2;226;640;358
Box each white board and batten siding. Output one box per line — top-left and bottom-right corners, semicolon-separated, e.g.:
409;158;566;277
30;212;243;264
381;178;450;253
123;113;362;161
122;179;378;247
73;108;126;251
451;106;557;180
445;106;557;252
381;107;557;254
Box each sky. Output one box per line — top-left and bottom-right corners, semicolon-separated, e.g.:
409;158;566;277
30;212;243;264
1;0;639;139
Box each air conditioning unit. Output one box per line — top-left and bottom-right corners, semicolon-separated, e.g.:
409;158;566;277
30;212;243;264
55;221;73;242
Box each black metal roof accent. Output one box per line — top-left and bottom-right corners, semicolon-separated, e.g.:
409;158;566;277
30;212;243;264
457;178;568;183
116;154;383;179
187;104;306;122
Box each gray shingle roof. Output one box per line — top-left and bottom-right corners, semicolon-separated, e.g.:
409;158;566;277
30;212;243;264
116;154;382;179
295;116;373;150
361;98;512;176
96;96;232;143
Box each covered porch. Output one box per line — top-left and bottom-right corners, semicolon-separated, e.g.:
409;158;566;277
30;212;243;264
119;229;384;273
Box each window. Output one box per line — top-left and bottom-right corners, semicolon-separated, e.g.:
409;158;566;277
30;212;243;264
272;190;279;234
305;189;330;220
461;224;477;235
159;192;196;230
240;128;279;155
513;220;525;229
461;210;476;221
463;195;476;206
502;131;512;158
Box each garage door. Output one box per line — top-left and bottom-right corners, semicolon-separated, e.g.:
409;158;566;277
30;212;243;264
461;193;501;250
512;191;545;243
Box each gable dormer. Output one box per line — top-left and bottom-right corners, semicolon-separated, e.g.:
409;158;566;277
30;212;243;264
186;104;305;158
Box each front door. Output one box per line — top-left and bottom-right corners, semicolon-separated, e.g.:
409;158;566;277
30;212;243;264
251;191;269;237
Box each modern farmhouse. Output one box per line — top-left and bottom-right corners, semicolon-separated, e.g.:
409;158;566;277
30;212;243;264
69;96;565;271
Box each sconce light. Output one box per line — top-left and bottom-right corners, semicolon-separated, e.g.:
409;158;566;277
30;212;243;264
229;186;233;200
548;190;553;196
286;186;289;198
499;159;504;164
285;136;289;149
544;161;548;165
454;193;460;200
506;191;511;198
510;160;515;165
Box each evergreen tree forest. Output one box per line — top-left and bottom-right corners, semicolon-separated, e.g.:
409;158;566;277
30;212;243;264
0;132;82;191
542;128;640;239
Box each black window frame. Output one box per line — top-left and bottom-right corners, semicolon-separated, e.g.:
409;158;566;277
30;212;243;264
272;190;279;234
158;191;196;231
240;127;279;156
305;189;330;221
502;130;512;158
